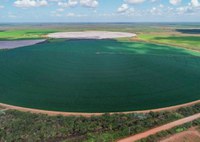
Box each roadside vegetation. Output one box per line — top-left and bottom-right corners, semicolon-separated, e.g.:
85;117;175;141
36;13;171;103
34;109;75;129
137;118;200;142
0;103;200;142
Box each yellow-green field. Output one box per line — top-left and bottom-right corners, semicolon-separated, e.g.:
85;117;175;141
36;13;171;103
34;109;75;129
138;34;200;51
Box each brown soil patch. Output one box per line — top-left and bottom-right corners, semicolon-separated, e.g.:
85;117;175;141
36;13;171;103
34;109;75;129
117;113;200;142
160;128;200;142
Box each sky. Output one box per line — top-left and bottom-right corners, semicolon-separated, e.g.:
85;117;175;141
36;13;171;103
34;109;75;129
0;0;200;22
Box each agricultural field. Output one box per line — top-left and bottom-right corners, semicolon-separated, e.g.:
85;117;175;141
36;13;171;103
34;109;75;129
0;38;200;112
1;23;200;52
0;23;181;40
0;29;59;40
138;34;200;51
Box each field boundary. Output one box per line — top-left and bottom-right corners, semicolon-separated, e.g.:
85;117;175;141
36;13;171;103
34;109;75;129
0;100;200;117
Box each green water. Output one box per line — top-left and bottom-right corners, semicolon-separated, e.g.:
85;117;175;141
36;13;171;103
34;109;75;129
0;39;200;112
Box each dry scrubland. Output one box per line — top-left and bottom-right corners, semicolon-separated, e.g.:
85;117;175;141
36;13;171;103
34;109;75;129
1;103;200;142
160;127;200;142
137;118;200;142
118;113;200;142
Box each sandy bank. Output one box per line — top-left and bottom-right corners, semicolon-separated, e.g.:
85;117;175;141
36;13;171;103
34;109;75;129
0;39;46;49
0;100;199;117
47;31;136;39
118;113;200;142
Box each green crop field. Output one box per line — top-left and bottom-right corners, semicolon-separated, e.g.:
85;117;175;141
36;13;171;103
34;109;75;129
0;29;59;40
138;34;200;51
0;39;200;112
0;23;168;40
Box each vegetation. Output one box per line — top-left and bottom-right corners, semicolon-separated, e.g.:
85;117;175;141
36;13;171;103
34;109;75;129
1;23;197;40
0;106;5;109
0;29;59;40
0;23;157;40
1;23;200;53
0;103;200;142
138;34;200;51
0;40;200;112
137;118;200;142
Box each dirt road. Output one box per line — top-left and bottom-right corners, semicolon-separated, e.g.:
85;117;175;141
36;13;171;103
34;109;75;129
0;100;199;117
118;113;200;142
160;128;200;142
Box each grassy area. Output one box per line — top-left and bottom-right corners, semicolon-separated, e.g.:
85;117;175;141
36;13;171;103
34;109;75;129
0;29;59;40
137;119;200;142
138;34;200;51
0;23;174;40
1;23;200;53
0;39;200;112
0;103;200;142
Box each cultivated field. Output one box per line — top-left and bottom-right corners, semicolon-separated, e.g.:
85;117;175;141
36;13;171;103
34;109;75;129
138;34;200;51
0;39;200;112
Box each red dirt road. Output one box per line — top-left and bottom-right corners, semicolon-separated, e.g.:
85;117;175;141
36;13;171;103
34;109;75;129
118;113;200;142
160;128;200;142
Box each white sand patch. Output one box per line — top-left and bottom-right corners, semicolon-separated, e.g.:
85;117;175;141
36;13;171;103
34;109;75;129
0;39;46;50
48;31;136;39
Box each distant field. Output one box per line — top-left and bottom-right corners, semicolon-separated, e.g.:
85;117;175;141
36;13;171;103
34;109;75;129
0;23;170;40
1;24;200;53
160;128;200;142
0;39;200;112
138;34;200;51
0;29;59;40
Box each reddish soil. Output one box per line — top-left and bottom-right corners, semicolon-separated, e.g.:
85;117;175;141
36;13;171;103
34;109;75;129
117;113;200;142
160;128;200;142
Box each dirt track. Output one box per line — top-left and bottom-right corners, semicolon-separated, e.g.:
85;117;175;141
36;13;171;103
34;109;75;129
160;128;200;142
117;113;200;142
0;100;200;117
